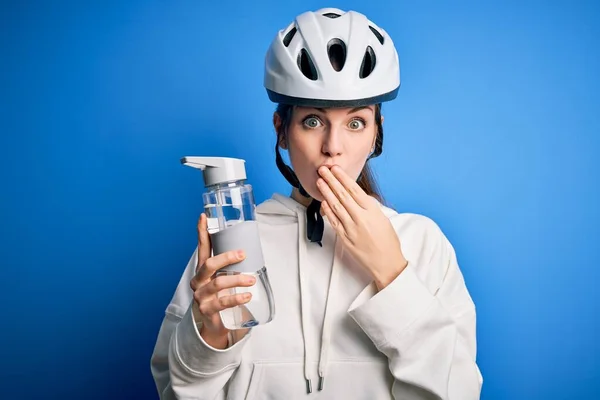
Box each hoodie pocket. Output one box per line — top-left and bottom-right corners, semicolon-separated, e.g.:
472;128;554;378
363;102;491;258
244;360;393;400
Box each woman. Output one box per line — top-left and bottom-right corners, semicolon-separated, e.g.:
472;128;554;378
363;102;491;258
151;8;482;399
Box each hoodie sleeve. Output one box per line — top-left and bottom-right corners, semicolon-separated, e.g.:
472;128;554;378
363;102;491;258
150;248;250;400
347;217;483;400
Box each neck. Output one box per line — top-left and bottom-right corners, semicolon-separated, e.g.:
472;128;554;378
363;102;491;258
290;187;313;207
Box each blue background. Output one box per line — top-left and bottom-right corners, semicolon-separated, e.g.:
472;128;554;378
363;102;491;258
1;1;598;399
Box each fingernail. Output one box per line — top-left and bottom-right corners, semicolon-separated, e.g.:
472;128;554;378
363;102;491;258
237;250;245;259
243;293;251;300
247;277;256;284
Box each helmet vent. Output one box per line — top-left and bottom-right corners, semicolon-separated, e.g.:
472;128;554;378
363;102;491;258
283;26;297;47
323;12;341;18
327;39;346;72
359;46;376;78
369;26;384;45
298;49;318;81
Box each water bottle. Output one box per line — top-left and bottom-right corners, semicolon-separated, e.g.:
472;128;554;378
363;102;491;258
181;156;275;330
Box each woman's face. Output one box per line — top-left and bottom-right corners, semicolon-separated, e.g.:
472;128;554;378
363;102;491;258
275;105;378;202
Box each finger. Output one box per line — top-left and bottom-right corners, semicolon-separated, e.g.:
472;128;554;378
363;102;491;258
318;166;363;220
197;213;212;271
329;165;372;209
193;249;244;287
200;274;256;297
196;250;245;283
317;176;353;229
321;200;344;236
199;293;252;316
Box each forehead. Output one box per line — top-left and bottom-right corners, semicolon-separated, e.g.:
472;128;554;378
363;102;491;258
294;105;375;115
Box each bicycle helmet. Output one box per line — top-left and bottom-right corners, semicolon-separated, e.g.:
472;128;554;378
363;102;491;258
264;7;400;107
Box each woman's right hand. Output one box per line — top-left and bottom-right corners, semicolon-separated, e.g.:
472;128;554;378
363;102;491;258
190;213;256;349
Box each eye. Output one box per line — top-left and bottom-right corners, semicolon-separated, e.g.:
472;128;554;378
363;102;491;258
348;118;366;130
302;115;323;129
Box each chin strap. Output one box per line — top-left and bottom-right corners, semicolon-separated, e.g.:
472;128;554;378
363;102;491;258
275;143;324;246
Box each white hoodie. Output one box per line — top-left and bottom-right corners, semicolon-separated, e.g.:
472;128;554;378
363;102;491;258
150;193;483;399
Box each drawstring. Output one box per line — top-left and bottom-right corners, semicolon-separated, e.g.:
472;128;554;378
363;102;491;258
297;207;313;393
295;205;341;394
317;239;343;391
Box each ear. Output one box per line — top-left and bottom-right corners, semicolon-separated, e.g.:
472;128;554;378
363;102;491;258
273;112;288;150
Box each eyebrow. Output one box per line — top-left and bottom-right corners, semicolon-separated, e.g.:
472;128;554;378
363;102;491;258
310;106;373;115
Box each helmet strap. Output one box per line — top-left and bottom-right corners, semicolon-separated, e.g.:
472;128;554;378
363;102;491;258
275;142;324;246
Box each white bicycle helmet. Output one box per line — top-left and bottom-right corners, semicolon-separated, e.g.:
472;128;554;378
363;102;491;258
264;7;400;107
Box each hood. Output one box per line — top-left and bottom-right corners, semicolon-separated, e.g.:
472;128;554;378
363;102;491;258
257;192;398;220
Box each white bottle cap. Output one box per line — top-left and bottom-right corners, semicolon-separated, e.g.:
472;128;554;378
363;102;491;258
181;156;247;186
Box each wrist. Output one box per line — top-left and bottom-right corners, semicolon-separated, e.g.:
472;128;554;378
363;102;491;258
373;258;408;291
199;325;229;350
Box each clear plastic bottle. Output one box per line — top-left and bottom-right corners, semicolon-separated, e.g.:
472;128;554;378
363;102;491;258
181;156;275;330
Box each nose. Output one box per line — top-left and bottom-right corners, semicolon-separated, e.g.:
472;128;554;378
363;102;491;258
321;126;343;157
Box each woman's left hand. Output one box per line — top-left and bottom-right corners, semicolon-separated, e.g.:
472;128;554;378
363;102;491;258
317;165;409;290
